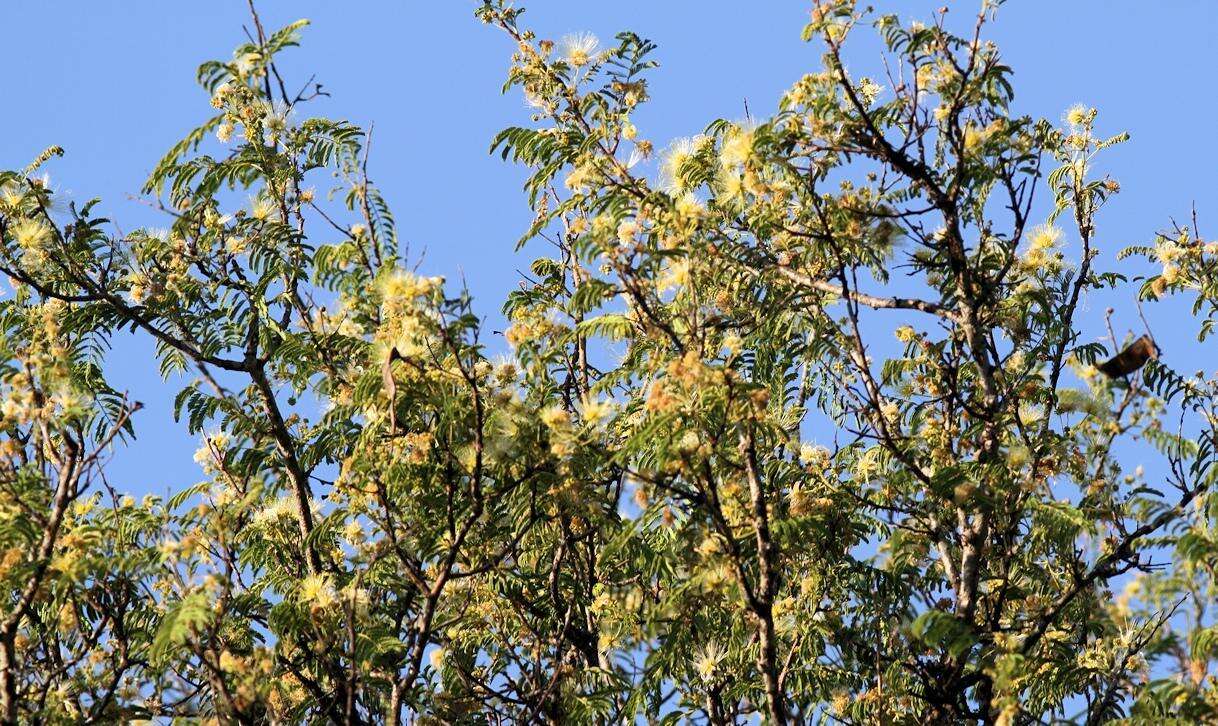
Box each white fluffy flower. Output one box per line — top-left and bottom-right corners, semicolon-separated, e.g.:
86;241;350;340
561;32;600;67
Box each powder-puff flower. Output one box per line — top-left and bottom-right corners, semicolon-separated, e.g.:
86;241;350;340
660;135;706;192
1065;103;1089;127
11;219;50;250
561;32;600;67
693;642;725;682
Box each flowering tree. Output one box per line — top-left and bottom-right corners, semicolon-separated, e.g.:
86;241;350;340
1;1;1216;723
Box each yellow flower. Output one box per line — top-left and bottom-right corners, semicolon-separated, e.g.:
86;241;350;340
0;183;24;210
857;77;883;105
504;322;531;348
915;64;936;89
253;496;296;528
128;282;149;304
564;163;594;193
540;406;570;429
831;691;851;715
210;82;233;108
617;219;640;245
263;102;289;136
963;123;990;152
1028;224;1061;251
12;219;50;249
894;325;916;343
854;448;881;478
661;136;706;192
249;197;275;221
646;382;676;413
561;32;600;67
1065;103;1089;127
799;443;828;467
216;122;234;143
719;170;745;199
591;214;615;237
1154;240;1182;265
674;193;705;220
379;269;439;303
580;397;613;425
299;574;336;608
193;442;215;468
658;258;690;293
493;360;517;383
719;125;755;167
1006;444;1030;469
1017;404;1043;425
693;642;725;682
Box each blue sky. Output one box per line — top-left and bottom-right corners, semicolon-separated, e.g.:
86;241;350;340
4;1;1217;495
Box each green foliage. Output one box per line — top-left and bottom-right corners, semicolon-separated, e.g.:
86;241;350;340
1;2;1217;724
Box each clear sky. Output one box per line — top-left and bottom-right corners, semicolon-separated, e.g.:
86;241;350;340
3;1;1217;496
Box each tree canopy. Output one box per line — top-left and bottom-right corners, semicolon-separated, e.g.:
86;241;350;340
2;1;1218;723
